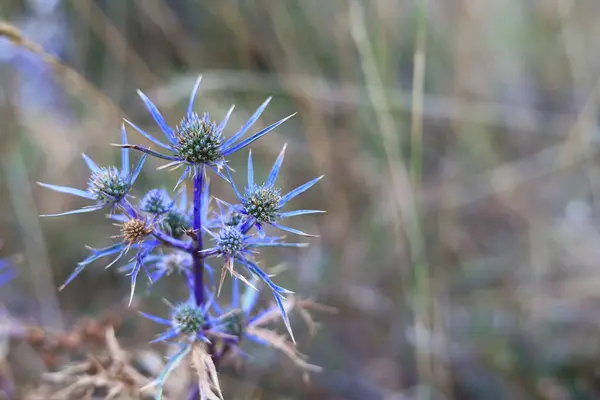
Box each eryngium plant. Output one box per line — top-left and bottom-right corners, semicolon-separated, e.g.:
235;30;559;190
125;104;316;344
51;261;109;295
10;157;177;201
39;76;325;399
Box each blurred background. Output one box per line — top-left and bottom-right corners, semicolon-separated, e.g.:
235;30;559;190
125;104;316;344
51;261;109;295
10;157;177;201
3;0;600;398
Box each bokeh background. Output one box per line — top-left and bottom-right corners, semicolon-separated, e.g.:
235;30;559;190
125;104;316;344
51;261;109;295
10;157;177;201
3;0;600;399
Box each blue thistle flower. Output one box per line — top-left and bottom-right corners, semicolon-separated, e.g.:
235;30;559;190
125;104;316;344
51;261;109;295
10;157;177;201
201;222;307;342
215;226;245;256
211;198;249;229
119;250;215;288
57;208;194;306
140;280;238;345
149;251;193;282
210;277;278;346
139;188;172;215
161;205;192;240
171;302;207;336
60;217;155;290
38;125;147;216
121;76;295;184
210;277;323;373
142;290;227;400
210;277;260;342
229;145;324;237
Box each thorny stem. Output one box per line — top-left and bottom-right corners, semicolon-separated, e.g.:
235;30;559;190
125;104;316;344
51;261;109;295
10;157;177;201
192;168;205;306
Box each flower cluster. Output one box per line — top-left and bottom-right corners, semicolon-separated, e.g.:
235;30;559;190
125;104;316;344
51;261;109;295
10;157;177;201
38;76;326;399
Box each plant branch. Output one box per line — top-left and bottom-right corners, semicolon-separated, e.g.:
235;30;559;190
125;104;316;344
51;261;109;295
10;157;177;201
192;168;205;306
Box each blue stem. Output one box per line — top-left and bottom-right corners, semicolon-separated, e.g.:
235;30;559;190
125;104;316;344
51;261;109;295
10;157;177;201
190;165;229;381
117;198;138;217
193;167;205;306
152;230;194;252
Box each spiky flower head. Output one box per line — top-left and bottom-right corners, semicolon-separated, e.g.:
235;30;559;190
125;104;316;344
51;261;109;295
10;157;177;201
139;189;171;214
87;166;129;203
121;217;153;245
216;226;244;256
59;211;161;295
218;310;245;339
229;145;324;237
175;112;223;165
172;303;205;335
124;76;294;184
160;251;193;276
243;184;282;224
38;124;146;217
161;208;192;239
202;225;308;340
